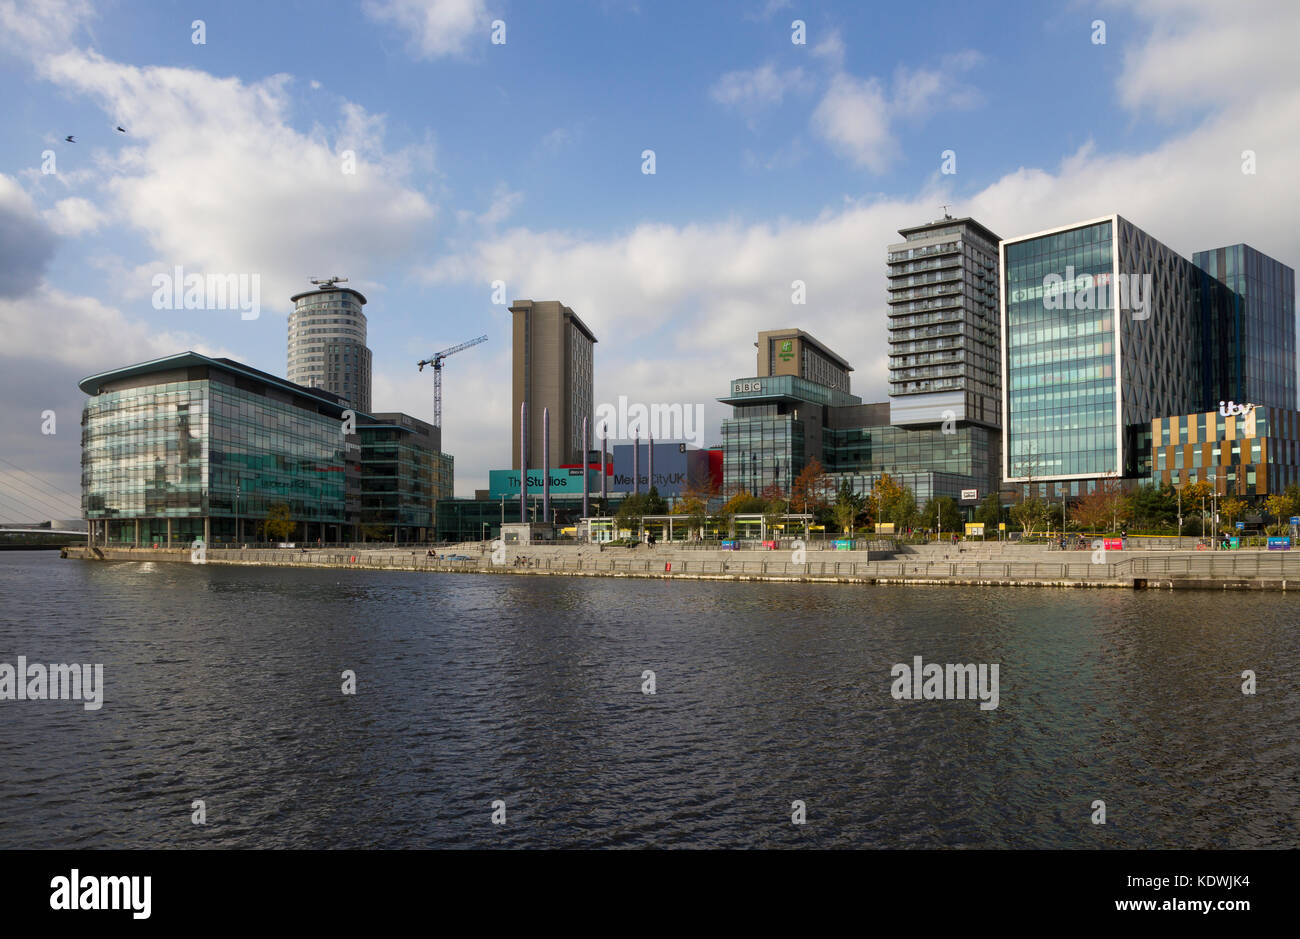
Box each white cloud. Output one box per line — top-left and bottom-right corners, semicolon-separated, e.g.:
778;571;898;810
33;49;437;313
892;51;984;119
43;196;106;236
0;283;225;368
0;173;58;297
744;0;792;20
0;0;93;55
811;29;844;69
540;127;572;154
811;73;895;172
477;183;522;227
1118;0;1300;119
710;64;810;112
363;0;488;60
806;46;983;171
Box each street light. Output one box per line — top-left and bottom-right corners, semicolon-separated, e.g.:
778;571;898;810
1211;472;1219;543
1177;483;1183;537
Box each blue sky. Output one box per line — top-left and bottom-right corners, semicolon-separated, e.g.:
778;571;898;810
1;0;1297;516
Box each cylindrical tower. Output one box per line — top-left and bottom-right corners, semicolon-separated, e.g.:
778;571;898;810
287;282;372;413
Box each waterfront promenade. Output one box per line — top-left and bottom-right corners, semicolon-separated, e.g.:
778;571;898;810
60;540;1300;591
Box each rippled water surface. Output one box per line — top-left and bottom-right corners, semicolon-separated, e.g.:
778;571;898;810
0;551;1296;848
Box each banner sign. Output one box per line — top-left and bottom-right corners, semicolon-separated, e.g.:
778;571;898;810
1268;536;1291;550
489;469;595;498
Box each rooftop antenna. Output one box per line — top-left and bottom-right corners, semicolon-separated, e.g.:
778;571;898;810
309;276;348;289
940;204;953;220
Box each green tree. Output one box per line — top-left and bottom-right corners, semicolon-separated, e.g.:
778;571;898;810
672;495;709;541
719;489;765;537
832;481;862;535
921;496;963;535
263;502;295;541
1127;482;1178;530
1263;492;1296;526
764;497;788;538
974;492;1002;528
870;473;904;524
615;493;647;533
1009;490;1052;537
1219;497;1247;533
887;486;919;530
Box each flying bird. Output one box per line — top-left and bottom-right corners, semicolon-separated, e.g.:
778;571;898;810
64;135;75;143
115;126;126;133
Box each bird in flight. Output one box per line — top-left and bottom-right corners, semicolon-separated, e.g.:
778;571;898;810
64;135;75;143
115;126;126;133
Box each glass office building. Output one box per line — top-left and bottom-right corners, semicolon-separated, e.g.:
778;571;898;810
358;412;452;541
1192;244;1297;413
719;333;998;503
1003;217;1297;495
81;353;456;546
1001;215;1202;485
719;373;861;495
81;353;356;546
825;422;995;483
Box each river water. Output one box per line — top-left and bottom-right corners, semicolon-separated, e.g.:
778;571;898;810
0;551;1295;848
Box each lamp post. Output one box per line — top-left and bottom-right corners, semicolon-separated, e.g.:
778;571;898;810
1211;472;1219;542
236;480;241;545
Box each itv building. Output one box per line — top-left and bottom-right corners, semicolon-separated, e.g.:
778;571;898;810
1001;215;1297;500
